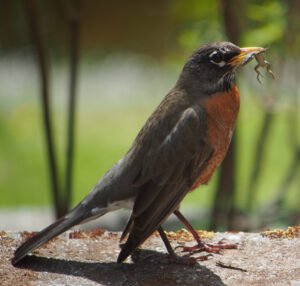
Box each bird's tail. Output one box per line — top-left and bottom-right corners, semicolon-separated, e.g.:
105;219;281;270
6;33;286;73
12;204;107;265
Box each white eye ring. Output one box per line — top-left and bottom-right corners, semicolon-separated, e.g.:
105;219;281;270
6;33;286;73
209;51;219;58
209;51;226;67
210;60;226;67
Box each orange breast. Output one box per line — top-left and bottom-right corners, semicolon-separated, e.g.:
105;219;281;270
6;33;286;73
191;84;240;190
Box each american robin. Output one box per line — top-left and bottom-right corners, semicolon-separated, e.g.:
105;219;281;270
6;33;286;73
12;42;265;265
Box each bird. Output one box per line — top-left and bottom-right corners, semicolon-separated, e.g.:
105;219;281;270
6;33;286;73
12;42;265;266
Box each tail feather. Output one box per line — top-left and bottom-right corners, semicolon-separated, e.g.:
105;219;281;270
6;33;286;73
12;205;106;265
12;215;79;265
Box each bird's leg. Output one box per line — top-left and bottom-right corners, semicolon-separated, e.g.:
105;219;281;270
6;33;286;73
174;210;237;259
158;226;175;256
157;226;196;265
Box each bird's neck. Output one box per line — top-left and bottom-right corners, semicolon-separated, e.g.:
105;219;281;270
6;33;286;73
176;70;236;95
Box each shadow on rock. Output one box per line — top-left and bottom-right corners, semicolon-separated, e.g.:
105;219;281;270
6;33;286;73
15;250;226;286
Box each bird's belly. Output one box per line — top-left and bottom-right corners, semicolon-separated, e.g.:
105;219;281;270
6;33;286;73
191;85;240;190
191;140;231;189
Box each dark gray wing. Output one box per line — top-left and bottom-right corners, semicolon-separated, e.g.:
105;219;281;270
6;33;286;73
118;105;213;262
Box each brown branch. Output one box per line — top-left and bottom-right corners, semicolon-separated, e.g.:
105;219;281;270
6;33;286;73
216;261;247;272
220;0;241;44
65;0;81;213
24;0;62;218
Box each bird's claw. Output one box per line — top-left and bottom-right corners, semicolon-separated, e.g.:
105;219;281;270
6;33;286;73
176;241;238;261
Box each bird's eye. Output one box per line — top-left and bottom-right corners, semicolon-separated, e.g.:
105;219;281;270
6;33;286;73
209;51;226;67
209;51;222;63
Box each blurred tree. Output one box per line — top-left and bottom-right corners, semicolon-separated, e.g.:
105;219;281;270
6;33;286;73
240;1;287;213
210;0;243;231
257;0;300;226
24;0;62;217
53;0;81;216
244;0;290;213
240;0;286;48
0;0;299;230
23;0;82;218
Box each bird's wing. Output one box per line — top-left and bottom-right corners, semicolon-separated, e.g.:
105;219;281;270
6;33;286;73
118;104;214;262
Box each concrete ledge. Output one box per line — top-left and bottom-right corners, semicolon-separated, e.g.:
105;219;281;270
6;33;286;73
1;227;300;286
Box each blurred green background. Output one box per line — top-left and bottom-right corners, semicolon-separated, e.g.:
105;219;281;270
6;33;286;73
0;0;299;231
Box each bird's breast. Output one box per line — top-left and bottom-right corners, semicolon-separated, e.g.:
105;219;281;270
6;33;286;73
191;84;240;189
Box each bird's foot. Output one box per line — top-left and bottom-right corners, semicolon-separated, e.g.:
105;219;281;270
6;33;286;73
180;241;238;254
176;241;238;260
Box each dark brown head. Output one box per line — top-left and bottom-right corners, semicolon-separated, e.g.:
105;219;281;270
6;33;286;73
177;41;265;94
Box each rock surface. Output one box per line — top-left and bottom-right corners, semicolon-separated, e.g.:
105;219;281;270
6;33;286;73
1;228;300;286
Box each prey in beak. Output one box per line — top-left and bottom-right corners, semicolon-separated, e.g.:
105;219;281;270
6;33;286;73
229;47;275;83
229;47;266;67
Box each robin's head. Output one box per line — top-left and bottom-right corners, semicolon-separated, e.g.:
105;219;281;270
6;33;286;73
178;41;265;94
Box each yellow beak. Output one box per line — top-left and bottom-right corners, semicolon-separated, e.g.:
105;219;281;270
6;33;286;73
228;47;266;67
